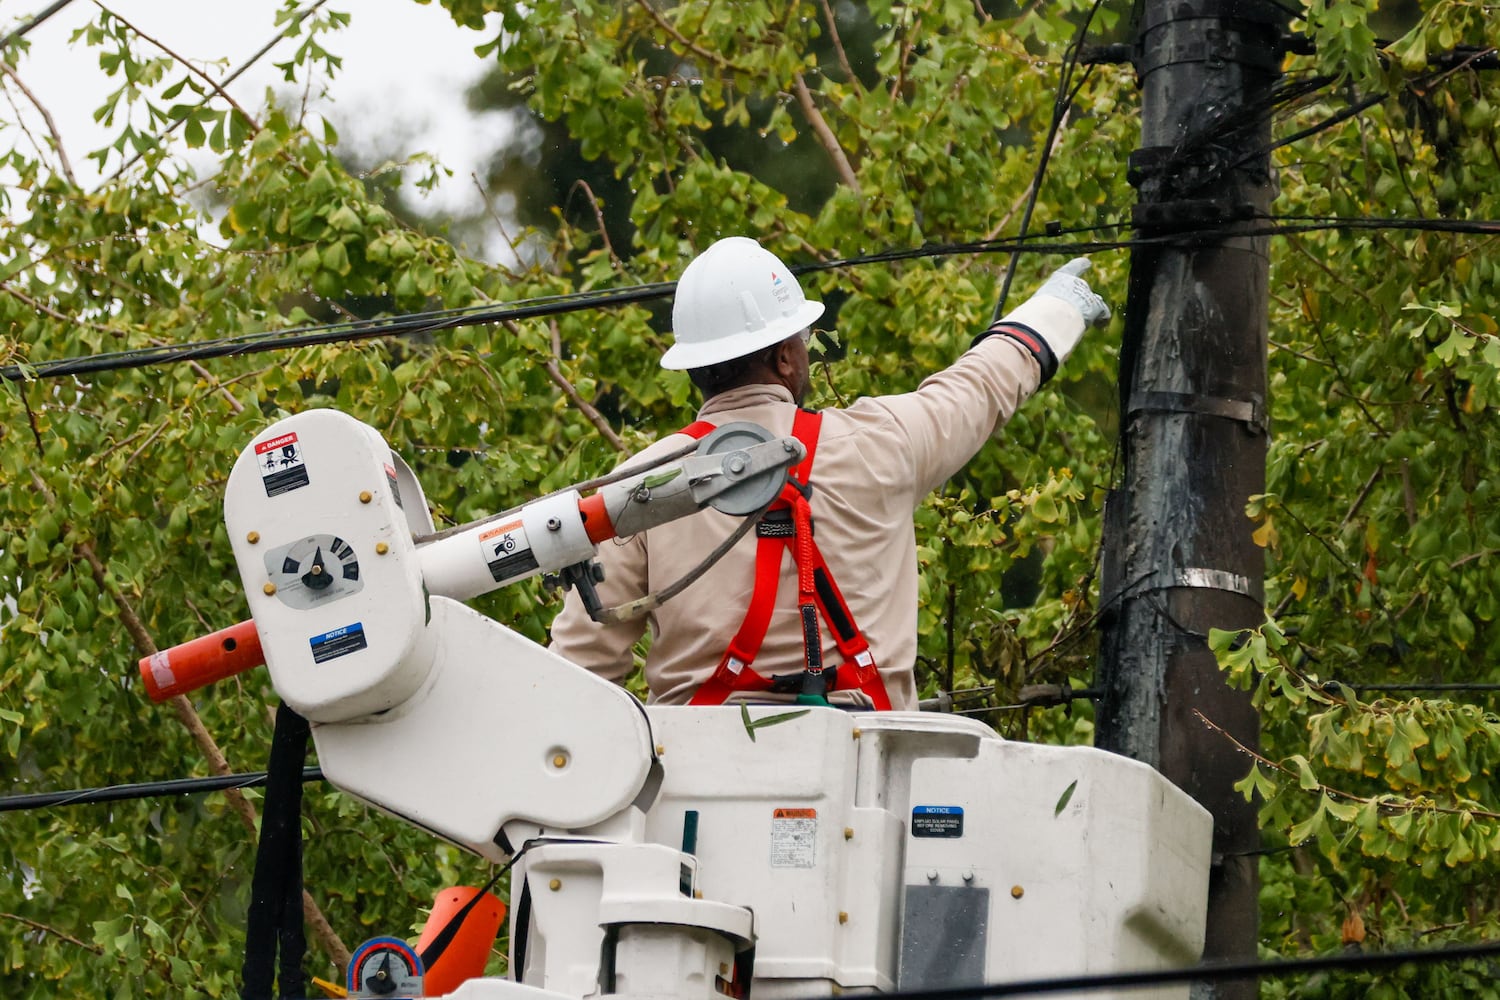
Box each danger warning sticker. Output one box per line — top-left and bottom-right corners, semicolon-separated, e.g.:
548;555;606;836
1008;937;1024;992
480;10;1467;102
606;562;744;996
480;520;539;582
770;808;817;868
255;432;309;498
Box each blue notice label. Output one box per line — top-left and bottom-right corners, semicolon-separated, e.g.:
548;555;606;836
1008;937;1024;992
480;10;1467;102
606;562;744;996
310;622;367;664
911;805;965;838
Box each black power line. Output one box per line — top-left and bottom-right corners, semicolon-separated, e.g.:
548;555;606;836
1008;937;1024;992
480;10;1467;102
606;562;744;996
4;215;1499;386
990;0;1108;324
876;939;1500;997
0;766;324;812
6;762;1500;992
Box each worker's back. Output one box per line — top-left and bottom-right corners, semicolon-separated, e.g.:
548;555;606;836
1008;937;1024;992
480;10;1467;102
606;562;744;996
549;331;1043;709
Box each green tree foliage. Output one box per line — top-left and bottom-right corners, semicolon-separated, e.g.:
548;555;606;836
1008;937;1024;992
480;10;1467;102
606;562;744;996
1225;3;1500;990
0;0;1497;996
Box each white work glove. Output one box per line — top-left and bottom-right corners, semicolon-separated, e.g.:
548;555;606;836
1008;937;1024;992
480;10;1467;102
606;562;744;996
982;258;1111;382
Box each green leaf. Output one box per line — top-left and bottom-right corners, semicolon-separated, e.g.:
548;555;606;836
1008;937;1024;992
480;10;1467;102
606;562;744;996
1054;779;1077;817
1234;763;1279;803
641;469;682;489
737;700;816;744
1290;755;1321;791
1288;795;1329;846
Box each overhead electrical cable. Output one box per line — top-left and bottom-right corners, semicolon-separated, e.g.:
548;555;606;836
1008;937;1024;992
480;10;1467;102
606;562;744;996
4;215;1499;385
870;939;1500;997
990;0;1108;323
0;738;1497;1000
0;766;324;812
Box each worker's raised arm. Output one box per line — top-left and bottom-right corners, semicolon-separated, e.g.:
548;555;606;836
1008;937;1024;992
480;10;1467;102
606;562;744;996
874;258;1112;498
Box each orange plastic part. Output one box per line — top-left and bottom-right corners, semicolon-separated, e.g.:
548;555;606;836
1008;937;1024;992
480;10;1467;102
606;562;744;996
138;619;265;702
577;492;617;545
416;886;507;997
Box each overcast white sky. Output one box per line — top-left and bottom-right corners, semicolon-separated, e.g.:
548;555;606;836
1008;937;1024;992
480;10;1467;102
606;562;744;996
4;1;510;248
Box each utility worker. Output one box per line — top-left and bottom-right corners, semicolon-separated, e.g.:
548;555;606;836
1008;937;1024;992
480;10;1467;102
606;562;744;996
549;237;1110;710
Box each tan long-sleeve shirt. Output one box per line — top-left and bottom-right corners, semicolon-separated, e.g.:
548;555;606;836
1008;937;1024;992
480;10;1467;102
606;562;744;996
548;332;1049;711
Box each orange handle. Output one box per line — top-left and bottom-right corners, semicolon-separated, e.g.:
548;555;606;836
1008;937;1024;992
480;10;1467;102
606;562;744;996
139;619;265;702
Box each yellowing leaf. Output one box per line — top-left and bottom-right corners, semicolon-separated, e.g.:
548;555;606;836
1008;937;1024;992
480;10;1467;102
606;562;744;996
1251;519;1278;548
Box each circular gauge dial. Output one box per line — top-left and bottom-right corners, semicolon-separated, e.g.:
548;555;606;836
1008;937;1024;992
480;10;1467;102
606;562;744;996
347;936;423;998
264;533;364;610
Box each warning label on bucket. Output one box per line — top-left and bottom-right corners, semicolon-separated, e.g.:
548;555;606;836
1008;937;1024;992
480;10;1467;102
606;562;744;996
255;432;309;498
770;808;817;868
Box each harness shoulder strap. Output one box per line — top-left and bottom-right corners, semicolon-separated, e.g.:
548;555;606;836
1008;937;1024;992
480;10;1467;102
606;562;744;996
682;410;893;710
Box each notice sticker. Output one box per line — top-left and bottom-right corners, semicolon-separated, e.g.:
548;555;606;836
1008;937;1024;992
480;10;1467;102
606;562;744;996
911;805;965;839
480;520;539;583
309;622;368;664
254;432;310;498
770;807;817;868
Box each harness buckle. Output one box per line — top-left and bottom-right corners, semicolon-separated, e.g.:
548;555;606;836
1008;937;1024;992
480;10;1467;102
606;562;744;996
755;509;796;539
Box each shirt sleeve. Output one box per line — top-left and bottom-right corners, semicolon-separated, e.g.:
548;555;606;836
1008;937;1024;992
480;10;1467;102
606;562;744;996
546;530;650;684
868;335;1042;499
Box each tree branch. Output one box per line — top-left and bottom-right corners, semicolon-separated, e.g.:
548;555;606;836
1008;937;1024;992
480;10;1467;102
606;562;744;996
633;0;748;74
0;912;105;955
95;1;261;133
1;282;129;337
817;0;861;91
0;62;76;185
792;72;860;193
470;172;523;275
26;467;350;971
1195;709;1500;822
108;0;327;181
567;179;623;274
532;318;627;453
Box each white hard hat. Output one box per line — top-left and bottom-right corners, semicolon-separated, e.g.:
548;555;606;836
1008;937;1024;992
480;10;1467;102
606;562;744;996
661;237;825;370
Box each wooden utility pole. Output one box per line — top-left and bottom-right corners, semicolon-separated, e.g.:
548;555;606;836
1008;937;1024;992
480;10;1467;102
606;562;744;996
1097;1;1286;994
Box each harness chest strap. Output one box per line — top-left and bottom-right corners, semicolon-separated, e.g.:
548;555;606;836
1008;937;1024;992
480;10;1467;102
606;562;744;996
678;411;891;710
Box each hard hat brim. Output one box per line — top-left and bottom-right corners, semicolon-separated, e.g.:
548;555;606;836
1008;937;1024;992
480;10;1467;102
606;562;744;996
660;300;825;371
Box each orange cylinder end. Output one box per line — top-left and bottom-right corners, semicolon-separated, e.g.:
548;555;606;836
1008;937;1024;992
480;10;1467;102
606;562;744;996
416;886;507;997
139;619;265;702
577;492;617;545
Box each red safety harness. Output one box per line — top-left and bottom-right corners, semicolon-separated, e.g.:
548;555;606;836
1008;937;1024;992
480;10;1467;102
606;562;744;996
679;410;892;710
